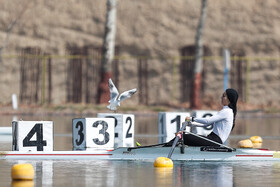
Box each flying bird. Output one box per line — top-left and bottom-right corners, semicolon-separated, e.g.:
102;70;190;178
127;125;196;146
107;78;137;111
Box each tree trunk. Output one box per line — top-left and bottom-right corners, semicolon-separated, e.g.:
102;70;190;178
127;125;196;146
98;0;117;104
191;0;208;109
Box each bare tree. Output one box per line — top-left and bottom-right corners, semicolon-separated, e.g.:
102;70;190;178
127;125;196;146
191;0;208;109
97;0;117;104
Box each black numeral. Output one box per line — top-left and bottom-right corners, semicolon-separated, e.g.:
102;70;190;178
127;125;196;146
202;113;214;130
23;123;47;151
106;116;118;138
125;117;133;138
160;115;165;134
75;121;84;146
171;115;181;132
92;120;110;145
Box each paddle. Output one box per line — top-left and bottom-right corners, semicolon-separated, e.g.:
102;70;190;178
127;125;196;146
127;142;167;151
167;120;189;159
154;120;189;167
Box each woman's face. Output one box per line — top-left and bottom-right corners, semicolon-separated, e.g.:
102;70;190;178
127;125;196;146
221;91;230;106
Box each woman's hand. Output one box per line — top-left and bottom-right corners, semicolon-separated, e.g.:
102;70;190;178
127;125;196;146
185;116;191;122
175;131;183;138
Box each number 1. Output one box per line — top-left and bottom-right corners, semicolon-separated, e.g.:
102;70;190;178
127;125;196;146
171;115;181;132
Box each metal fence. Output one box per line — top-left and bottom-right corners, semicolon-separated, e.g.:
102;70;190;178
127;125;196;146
1;48;279;107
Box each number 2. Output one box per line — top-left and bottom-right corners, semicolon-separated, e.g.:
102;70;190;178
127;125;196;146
125;117;133;138
105;116;118;138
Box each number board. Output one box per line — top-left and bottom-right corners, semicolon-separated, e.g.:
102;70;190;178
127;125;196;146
191;110;218;136
12;121;53;151
72;118;114;150
158;112;190;143
97;113;135;148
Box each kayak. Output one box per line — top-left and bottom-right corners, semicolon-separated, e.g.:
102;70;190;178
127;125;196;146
1;146;280;161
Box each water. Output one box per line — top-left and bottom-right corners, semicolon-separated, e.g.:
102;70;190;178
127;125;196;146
1;160;280;187
0;113;280;186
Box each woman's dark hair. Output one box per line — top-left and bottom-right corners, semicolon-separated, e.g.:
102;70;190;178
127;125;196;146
226;88;238;130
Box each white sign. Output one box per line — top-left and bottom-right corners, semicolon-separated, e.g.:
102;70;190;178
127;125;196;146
12;121;53;151
72;118;114;150
191;110;218;136
97;113;135;148
158;112;190;143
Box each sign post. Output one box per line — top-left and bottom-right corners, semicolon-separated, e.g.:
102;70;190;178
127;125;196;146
223;49;230;90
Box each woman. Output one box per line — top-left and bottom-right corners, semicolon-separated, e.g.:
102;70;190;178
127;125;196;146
182;88;238;146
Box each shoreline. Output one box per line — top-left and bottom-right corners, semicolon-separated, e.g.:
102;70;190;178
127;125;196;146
0;103;279;118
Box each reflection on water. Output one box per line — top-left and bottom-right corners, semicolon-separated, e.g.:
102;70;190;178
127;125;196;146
2;160;280;187
178;162;233;187
154;167;173;186
0;114;280;186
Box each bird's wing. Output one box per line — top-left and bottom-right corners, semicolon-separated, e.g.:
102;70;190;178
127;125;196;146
108;78;119;102
118;88;137;102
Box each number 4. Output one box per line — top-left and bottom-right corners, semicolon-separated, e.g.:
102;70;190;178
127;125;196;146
23;123;47;151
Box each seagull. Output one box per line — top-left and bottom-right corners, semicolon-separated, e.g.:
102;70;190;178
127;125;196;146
107;78;137;111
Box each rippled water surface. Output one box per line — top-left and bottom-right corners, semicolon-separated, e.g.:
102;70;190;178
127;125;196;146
0;114;280;186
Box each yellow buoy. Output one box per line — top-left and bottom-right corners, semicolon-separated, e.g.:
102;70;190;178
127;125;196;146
250;136;263;148
154;157;173;167
11;163;34;180
12;180;34;187
238;139;253;148
252;142;262;148
250;136;263;143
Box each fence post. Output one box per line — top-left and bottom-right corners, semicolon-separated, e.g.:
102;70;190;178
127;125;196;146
223;49;230;91
41;56;46;105
245;59;250;103
171;58;177;102
47;55;52;104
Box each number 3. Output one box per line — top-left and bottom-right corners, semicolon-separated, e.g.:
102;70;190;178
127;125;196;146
92;120;110;145
75;121;84;146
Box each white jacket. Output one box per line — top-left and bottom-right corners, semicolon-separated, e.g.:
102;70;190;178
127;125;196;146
193;106;233;143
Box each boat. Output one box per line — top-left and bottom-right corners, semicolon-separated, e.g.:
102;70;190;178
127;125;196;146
1;146;280;161
0;127;12;142
2;121;280;162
